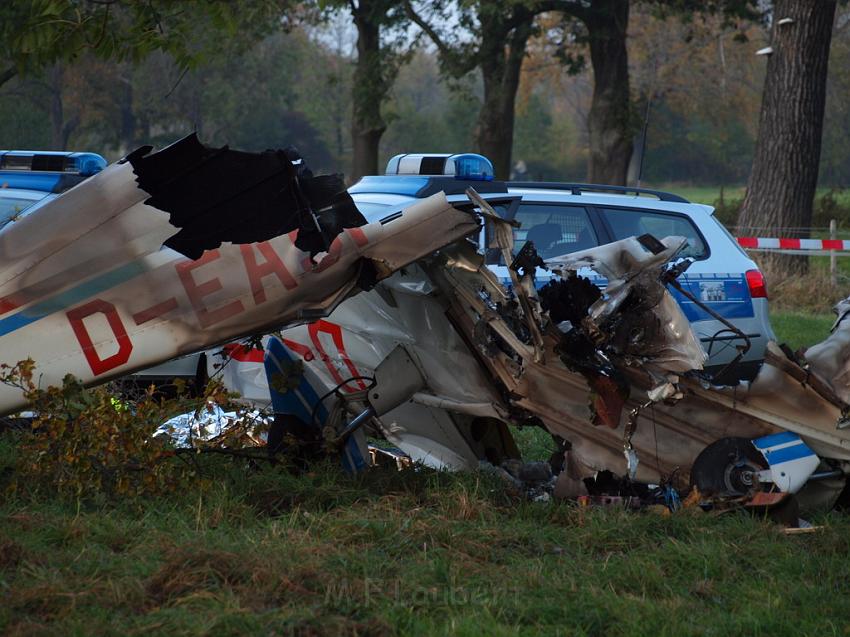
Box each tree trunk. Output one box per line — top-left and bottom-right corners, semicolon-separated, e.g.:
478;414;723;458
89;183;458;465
738;0;837;276
118;72;136;152
48;65;66;149
350;0;387;183
44;65;79;150
476;9;534;180
585;0;632;186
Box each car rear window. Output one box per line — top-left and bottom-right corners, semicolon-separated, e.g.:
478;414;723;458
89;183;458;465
600;207;707;259
512;204;598;260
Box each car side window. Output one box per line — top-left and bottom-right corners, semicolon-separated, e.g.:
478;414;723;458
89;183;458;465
492;204;598;263
599;208;707;259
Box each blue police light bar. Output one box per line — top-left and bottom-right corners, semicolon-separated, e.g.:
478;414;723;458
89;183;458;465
385;153;494;181
348;175;430;197
0;150;107;193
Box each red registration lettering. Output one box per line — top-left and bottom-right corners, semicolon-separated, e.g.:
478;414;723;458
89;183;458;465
67;299;133;376
282;338;315;362
240;242;297;305
176;250;244;328
308;320;367;392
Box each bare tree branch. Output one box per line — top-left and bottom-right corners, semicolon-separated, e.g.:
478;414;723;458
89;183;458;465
0;67;17;89
532;0;590;22
403;1;478;75
403;1;450;56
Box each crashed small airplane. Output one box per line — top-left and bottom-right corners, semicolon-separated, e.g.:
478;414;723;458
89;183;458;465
3;136;850;515
0;134;477;412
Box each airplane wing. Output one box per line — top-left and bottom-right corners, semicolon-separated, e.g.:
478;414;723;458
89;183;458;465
0;135;479;415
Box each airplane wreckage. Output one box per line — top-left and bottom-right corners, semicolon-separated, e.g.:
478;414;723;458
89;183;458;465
3;134;850;517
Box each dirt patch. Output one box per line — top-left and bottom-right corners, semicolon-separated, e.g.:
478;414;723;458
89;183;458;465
144;546;322;610
145;547;257;606
4;513;45;532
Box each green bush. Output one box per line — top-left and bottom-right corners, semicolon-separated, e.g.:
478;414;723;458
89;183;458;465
0;360;237;500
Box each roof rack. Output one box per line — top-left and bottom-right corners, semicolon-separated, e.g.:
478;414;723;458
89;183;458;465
508;181;689;203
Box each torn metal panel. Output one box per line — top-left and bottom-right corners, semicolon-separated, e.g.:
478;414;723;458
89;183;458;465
0;138;479;416
416;232;769;487
544;235;707;376
797;297;850;405
259;261;518;470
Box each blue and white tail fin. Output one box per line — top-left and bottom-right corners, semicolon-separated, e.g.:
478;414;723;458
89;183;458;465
264;336;368;473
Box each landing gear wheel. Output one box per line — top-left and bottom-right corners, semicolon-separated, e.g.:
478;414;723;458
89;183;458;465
690;437;767;496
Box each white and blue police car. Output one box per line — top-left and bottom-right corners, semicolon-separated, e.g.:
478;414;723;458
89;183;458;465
348;152;775;382
0;150;107;230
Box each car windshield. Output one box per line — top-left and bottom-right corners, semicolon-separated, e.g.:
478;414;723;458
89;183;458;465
0;192;42;230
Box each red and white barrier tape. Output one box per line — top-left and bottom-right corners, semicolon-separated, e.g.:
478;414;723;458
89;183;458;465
737;237;850;251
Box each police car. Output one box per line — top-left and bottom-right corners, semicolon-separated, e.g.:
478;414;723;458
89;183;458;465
349;152;774;382
0;150;107;230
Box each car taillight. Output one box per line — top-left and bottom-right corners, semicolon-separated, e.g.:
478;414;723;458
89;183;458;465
746;269;767;299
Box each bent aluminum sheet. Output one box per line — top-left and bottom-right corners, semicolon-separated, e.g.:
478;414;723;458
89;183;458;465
0;156;478;415
217;264;511;470
545;234;707;374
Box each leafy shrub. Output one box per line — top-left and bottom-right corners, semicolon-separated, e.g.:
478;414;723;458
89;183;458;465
813;189;850;229
0;360;235;500
711;196;742;227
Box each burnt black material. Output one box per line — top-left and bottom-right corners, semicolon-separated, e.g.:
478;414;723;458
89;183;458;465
637;233;666;255
539;275;600;367
583;470;651;499
510;240;547;279
539;274;601;326
126;134;366;259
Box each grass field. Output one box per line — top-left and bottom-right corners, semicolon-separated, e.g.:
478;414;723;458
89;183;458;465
647;184;850;208
3;438;850;637
6;180;848;636
770;310;834;350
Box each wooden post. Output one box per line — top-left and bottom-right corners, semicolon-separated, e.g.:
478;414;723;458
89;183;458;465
831;218;837;286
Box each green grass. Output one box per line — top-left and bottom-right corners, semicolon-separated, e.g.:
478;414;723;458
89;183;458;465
647;184;850;208
3;431;850;636
510;426;557;461
770;310;835;350
653;184;746;205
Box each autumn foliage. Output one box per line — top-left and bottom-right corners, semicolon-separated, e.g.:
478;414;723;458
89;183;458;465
0;359;234;499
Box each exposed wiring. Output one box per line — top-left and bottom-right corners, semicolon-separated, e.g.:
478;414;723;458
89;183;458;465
704;328;744;358
310;375;376;430
665;276;751;383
